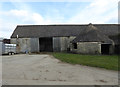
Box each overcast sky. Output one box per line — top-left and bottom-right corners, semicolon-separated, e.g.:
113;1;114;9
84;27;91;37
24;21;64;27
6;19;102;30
0;0;118;38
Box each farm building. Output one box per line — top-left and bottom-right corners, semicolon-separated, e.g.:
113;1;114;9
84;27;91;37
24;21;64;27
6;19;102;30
10;23;119;54
71;23;114;54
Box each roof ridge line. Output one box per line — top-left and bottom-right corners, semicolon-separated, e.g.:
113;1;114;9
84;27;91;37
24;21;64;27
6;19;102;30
17;24;119;27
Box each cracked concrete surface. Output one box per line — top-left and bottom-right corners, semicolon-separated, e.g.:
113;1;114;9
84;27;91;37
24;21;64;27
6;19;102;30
2;54;118;85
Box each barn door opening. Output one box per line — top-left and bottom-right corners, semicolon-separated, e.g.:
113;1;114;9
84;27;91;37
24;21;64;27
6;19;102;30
101;44;111;54
114;45;120;54
39;37;53;52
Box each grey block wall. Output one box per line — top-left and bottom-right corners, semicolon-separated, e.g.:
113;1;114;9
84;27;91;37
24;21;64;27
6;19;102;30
71;42;101;54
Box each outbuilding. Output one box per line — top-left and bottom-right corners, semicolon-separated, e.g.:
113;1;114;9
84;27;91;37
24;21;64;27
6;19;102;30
71;23;114;54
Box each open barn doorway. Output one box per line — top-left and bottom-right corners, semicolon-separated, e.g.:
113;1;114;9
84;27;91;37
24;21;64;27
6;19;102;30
39;37;53;52
114;45;120;54
101;44;111;54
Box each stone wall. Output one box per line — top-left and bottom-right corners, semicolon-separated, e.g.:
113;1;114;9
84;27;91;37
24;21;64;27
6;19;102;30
11;37;115;54
71;42;101;54
11;36;76;53
60;36;76;52
53;36;76;52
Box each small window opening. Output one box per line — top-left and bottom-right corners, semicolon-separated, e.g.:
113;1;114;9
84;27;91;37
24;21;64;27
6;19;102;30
73;43;77;49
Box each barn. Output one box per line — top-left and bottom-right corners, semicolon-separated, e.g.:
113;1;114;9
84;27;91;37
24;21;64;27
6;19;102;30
10;23;119;54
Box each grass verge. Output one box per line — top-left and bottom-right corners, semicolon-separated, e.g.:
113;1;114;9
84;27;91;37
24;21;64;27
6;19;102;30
52;52;119;71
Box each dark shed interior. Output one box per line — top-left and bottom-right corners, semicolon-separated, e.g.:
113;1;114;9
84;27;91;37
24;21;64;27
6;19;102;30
101;44;111;54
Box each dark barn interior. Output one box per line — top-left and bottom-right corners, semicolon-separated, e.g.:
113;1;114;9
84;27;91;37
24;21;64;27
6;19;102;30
114;45;120;54
101;44;111;54
39;37;53;52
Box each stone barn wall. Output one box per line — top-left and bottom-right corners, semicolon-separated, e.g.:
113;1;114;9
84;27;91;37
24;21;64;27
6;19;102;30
53;36;76;52
71;42;101;54
59;36;75;52
11;36;76;53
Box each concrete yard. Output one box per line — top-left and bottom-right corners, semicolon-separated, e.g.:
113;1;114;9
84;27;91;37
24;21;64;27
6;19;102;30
2;54;118;85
